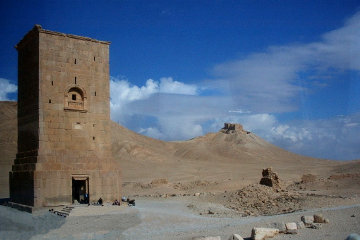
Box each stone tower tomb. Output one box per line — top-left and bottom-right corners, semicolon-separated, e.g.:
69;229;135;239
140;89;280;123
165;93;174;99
10;25;121;209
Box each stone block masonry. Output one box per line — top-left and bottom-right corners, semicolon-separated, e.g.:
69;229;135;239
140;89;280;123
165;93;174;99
10;25;121;209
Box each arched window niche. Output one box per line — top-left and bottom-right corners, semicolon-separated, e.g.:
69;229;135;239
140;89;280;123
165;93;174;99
64;86;87;112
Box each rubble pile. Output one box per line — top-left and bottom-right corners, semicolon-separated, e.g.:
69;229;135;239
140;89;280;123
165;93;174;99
223;184;303;216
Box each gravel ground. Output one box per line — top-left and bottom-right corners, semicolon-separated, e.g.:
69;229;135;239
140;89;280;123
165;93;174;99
0;198;359;240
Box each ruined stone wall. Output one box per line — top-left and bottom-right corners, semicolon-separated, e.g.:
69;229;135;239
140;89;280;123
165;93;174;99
10;26;121;207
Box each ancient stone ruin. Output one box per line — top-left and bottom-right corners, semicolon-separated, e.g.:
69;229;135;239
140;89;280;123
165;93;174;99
9;25;121;210
259;168;281;188
221;123;250;134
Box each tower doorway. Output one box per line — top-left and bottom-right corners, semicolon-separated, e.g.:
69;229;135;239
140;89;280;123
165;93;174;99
72;176;89;204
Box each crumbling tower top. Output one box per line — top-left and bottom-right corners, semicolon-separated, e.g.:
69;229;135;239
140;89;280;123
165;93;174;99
223;123;244;131
220;123;251;134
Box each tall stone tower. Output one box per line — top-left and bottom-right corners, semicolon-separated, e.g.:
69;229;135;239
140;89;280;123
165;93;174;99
10;25;121;209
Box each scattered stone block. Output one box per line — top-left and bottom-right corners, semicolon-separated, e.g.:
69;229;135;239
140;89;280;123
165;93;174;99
269;222;286;233
308;223;322;229
194;192;201;197
296;221;305;229
285;222;297;230
192;236;221;240
313;214;329;223
228;234;244;240
251;227;279;240
301;215;314;225
346;233;360;240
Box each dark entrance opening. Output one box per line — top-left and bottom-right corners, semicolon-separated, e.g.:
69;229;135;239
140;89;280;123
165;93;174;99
72;177;89;204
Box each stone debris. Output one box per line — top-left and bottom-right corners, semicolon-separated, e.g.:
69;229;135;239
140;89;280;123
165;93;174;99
301;215;314;226
233;214;329;239
314;213;329;223
224;184;302;216
301;214;330;228
259;168;281;189
308;223;322;229
251;227;279;240
228;234;244;240
285;222;297;230
285;222;298;234
192;236;221;240
296;221;305;229
269;222;286;233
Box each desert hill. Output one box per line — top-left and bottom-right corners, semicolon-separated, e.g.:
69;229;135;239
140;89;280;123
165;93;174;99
111;122;342;195
1;101;357;198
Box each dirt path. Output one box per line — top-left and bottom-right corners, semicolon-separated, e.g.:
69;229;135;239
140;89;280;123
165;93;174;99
1;198;359;240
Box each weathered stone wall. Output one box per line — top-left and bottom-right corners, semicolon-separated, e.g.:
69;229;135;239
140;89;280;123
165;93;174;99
10;25;121;208
0;101;17;199
17;29;39;153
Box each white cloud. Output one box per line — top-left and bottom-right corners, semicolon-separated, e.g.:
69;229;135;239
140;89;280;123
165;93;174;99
155;117;203;141
159;77;198;95
110;76;199;124
139;127;166;139
0;78;17;101
228;110;251;114
209;11;360;113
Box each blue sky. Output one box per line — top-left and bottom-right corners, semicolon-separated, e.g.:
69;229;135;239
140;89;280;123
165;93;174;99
0;0;360;160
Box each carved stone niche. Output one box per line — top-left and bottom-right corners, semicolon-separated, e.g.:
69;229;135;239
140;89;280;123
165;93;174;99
64;86;87;112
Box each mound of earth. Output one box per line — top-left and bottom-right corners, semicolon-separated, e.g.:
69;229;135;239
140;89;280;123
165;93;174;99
219;184;304;216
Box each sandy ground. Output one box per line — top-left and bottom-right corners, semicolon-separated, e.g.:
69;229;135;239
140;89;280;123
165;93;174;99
0;197;359;240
